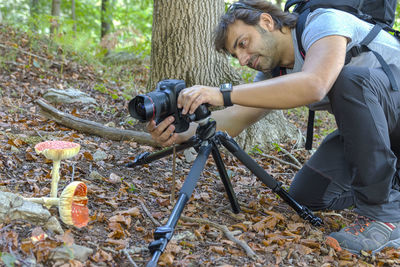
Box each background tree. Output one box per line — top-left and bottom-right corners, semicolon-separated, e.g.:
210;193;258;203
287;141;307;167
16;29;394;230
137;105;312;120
101;0;113;39
148;0;241;89
30;0;39;31
50;0;61;35
148;0;300;150
71;0;76;34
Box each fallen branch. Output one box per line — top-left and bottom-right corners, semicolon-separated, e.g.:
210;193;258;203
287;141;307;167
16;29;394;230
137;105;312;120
138;199;161;227
261;153;301;170
35;99;159;147
278;146;302;168
180;215;257;259
122;249;139;267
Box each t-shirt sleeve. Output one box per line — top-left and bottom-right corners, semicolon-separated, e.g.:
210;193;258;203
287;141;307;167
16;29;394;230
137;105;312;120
301;9;354;52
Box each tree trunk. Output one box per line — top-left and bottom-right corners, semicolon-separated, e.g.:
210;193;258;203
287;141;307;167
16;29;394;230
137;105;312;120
71;0;77;34
101;0;112;39
148;0;302;152
30;0;39;31
148;0;241;90
50;0;61;35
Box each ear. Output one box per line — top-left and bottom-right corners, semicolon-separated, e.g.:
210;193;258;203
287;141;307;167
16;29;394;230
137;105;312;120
259;13;275;31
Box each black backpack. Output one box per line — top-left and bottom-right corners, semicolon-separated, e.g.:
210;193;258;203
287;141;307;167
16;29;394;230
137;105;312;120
280;0;400;149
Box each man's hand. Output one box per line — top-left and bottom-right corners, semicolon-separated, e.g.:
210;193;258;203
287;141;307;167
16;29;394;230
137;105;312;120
177;85;223;115
146;116;179;147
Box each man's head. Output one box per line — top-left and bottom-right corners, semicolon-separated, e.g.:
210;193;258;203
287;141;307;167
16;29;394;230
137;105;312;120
214;0;297;72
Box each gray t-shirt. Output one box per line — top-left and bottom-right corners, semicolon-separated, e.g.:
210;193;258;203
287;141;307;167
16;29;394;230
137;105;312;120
256;8;400;111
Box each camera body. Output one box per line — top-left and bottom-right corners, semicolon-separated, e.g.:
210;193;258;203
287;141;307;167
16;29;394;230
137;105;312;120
128;79;210;133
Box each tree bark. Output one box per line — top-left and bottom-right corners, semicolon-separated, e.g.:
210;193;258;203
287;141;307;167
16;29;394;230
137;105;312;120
30;0;39;31
50;0;61;35
101;0;112;39
71;0;77;34
148;0;241;90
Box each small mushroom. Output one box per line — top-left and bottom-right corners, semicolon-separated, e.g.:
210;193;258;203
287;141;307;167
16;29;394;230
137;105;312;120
34;141;80;199
25;181;89;228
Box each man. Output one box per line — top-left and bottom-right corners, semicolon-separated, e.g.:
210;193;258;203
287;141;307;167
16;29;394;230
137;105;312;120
147;0;400;254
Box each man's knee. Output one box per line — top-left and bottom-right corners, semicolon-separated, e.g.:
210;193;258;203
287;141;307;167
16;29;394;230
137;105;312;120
289;165;333;211
289;165;354;211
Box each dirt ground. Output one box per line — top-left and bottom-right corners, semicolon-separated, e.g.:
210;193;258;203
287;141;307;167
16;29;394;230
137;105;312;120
1;23;400;267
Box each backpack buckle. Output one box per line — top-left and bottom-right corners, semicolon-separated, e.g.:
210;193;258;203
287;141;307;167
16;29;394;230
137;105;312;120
349;45;363;57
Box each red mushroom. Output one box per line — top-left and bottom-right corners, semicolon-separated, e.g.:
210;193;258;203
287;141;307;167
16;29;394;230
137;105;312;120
25;181;89;228
34;141;80;199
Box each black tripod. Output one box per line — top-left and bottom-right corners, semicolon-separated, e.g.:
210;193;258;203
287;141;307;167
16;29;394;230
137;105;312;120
127;118;322;267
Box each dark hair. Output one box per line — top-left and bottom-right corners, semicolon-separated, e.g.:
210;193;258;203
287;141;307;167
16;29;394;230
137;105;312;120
214;0;298;54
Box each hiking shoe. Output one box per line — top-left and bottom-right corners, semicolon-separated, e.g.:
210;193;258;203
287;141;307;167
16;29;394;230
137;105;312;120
326;216;400;254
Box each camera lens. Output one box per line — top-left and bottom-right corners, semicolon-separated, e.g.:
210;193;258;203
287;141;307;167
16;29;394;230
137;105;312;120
128;96;155;122
135;100;147;118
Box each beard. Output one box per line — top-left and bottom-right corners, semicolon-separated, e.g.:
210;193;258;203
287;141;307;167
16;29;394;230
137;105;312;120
253;25;280;72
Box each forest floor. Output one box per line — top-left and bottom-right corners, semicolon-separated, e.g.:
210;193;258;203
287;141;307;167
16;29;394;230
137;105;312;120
1;23;400;267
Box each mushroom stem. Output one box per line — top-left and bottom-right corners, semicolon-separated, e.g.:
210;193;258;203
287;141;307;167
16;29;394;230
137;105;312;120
24;197;60;207
50;160;61;198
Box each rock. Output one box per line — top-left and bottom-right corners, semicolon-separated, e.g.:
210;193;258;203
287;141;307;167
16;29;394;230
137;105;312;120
43;88;97;105
9;200;51;224
0;192;51;225
50;244;93;263
44;216;64;235
89;170;104;180
93;150;107;162
0;192;63;234
172;230;196;241
183;147;197;163
125;246;148;254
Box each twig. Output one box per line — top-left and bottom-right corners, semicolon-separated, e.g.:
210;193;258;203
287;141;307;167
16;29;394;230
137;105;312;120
278;146;302;168
180;216;257;259
71;163;75;182
102;246;117;255
138;199;161;227
122;249;139;267
319;211;344;218
261;153;301;170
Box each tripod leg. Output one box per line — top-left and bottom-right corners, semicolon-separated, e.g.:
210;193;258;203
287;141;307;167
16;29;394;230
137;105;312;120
146;142;213;267
126;136;198;167
211;144;241;214
216;132;322;226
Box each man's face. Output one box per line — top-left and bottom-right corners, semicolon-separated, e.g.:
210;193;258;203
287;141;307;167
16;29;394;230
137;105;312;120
225;18;279;73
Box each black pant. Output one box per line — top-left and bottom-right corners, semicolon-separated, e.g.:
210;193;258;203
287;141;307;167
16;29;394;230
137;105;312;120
288;66;400;222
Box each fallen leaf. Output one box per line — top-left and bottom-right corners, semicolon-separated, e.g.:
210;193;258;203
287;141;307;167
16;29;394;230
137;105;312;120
210;246;225;255
159;252;174;265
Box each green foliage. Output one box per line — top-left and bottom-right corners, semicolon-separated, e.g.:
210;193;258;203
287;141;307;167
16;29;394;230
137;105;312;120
0;0;153;59
230;57;257;83
250;144;264;155
129;184;137;193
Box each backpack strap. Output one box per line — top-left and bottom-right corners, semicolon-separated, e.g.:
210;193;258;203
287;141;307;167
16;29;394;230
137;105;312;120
292;6;315;150
347;24;399;91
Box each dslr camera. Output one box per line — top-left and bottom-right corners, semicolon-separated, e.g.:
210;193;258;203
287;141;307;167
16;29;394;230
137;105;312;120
128;79;210;133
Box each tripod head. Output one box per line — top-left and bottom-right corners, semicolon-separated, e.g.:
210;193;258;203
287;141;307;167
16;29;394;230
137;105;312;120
195;117;217;141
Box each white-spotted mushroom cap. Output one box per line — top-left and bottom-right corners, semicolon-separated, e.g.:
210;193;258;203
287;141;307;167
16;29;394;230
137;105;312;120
59;181;89;228
34;141;80;161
